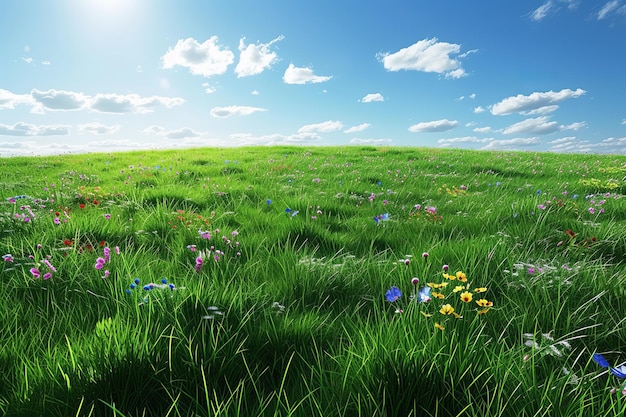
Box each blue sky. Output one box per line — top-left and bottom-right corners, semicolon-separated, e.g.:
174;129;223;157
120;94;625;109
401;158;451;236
2;0;626;156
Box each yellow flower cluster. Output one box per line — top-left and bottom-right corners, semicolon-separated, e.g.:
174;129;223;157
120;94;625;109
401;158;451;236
427;269;494;331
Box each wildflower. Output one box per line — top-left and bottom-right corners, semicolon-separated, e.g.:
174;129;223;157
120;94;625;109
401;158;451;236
385;286;402;302
593;353;626;378
103;270;110;278
455;271;467;282
422;252;429;260
435;323;445;331
115;246;120;255
527;268;535;275
453;285;465;293
79;203;85;209
418;286;431;303
43;272;52;280
431;292;445;299
537;204;546;210
411;277;419;286
588;207;595;214
443;273;455;280
460;291;473;303
439;304;455;315
266;199;272;205
63;239;73;246
104;214;111;219
103;247;110;261
187;244;197;252
42;259;56;272
442;264;449;272
53;218;61;225
476;299;493;307
477;308;490;315
195;256;203;272
2;254;14;262
428;282;448;289
473;287;487;293
30;268;41;278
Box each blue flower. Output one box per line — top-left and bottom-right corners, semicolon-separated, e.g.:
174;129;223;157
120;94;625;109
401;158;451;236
418;286;432;303
593;353;626;378
267;199;272;205
161;278;168;284
134;278;140;284
385;286;402;302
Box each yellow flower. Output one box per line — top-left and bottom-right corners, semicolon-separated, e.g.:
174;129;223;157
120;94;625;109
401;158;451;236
476;299;493;307
442;273;456;280
434;322;445;331
431;291;445;299
452;312;463;319
460;291;473;303
427;282;448;289
456;271;467;282
439;304;455;315
477;308;490;315
453;285;465;293
473;287;487;293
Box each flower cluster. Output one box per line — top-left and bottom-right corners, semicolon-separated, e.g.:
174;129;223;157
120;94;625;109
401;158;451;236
385;263;493;331
125;277;176;302
592;353;626;395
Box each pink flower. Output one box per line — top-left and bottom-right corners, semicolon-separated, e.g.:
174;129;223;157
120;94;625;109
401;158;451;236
411;277;419;286
104;213;111;219
30;268;41;278
442;264;449;272
53;218;61;225
115;246;120;255
422;252;429;260
43;272;52;280
588;207;595;214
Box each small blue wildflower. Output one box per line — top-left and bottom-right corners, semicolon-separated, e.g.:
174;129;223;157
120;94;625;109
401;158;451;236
161;278;168;284
266;199;272;205
285;208;291;213
134;278;140;284
593;353;626;378
418;286;432;303
169;284;175;290
537;190;541;195
130;283;137;289
572;194;578;199
143;285;151;291
125;289;131;295
377;181;382;186
385;286;402;302
496;181;501;187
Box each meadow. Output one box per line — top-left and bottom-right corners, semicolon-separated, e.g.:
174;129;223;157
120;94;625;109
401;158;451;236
0;146;625;417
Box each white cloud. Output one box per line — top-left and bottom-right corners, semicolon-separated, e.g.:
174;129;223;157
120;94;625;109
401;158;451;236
228;131;321;145
377;38;472;79
502;116;585;135
473;106;486;113
0;89;34;109
251;90;260;95
408;119;459;133
469;93;476;99
283;64;332;84
521;105;560;115
473;126;492;133
210;105;267;118
530;1;554;21
161;37;235;77
164;128;201;139
349;138;392;145
481;137;541;150
438;136;489;145
202;83;216;94
502;116;559;135
78;122;120;135
491;88;585;115
235;35;284;77
298;120;343;133
31;89;88;111
344;123;371;133
598;0;621;19
141;126;200;139
90;93;184;114
0;122;71;136
361;93;384;103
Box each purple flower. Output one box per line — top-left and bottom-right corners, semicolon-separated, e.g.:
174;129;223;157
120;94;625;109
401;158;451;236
104;213;111;219
103;247;110;261
43;272;52;280
30;268;41;278
537;204;546;210
103;270;110;278
527;268;535;275
588;207;595;214
2;254;14;262
53;218;61;225
42;259;56;272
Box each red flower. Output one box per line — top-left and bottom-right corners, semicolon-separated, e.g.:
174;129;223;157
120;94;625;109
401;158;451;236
99;240;106;247
63;239;73;246
79;204;85;209
93;200;99;205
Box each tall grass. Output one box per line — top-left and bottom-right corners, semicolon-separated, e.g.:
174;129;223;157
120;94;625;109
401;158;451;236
1;146;625;416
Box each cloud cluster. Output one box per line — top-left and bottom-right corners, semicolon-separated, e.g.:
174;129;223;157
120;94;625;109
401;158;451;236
283;64;332;84
0;122;71;136
1;88;185;114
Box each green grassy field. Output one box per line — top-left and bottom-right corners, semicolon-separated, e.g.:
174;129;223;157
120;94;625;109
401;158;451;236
1;146;625;416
